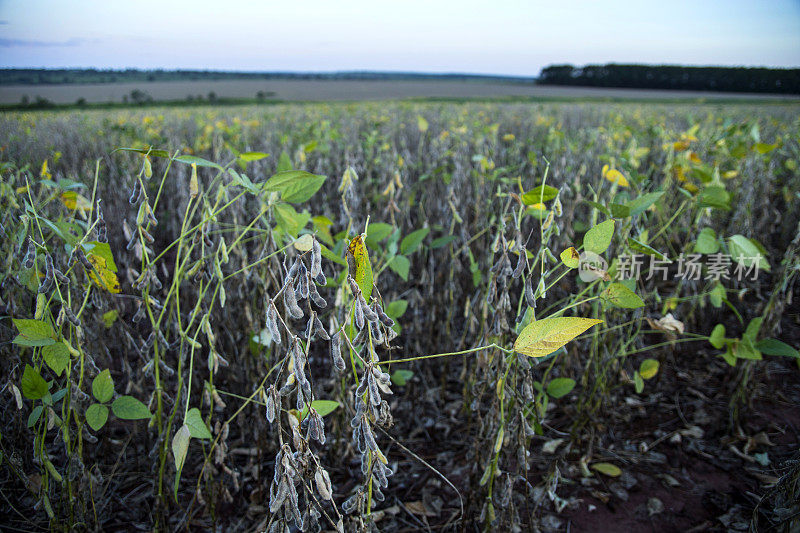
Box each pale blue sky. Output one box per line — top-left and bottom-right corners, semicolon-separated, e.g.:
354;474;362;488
1;0;798;75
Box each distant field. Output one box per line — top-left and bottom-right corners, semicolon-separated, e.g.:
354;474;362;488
2;79;799;104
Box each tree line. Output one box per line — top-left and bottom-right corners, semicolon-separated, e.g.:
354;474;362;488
0;68;535;86
538;64;800;94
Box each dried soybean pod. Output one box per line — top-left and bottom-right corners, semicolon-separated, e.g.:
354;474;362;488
129;179;141;205
310;238;322;277
314;316;330;340
354;299;364;330
23;240;36;269
375;303;395;328
308;280;327;308
512;250;526;279
330;332;345;373
296;264;309;300
283;279;303;319
265;389;276;423
360;295;378;323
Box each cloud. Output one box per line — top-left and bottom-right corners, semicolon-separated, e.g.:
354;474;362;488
0;37;91;47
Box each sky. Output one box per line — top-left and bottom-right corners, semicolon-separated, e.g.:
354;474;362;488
1;0;799;76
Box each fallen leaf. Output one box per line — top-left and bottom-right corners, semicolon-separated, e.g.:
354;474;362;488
647;313;685;335
404;500;437;517
542;438;565;454
592;462;622;477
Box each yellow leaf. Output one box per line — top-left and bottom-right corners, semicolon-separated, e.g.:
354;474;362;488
293;234;314;252
688;152;702;164
40;160;51;179
592;462;622;477
189;163;199;199
346;235;373;300
87;255;121;293
417;115;429;133
560;247;580;268
639;358;659;380
514;317;603;358
673;140;690;151
604;168;629;187
60;191;92;216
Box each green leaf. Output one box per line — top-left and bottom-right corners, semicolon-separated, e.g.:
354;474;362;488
185;407;212;439
698;185;730;210
609;203;631;219
639;359;659;379
721;343;737;366
400;228;430;255
274;203;310;238
310;400;339;417
733;339;762;360
634;371;644;393
384;300;408;319
388;255;410;281
237;151;269;163
264;170;326;203
522;184;559;204
626;192;664;217
546;377;575;399
85;403;109;431
21;364;49;400
111;396;152;420
42;342;70;376
728;235;770;272
114;147;171;158
13;318;56;347
365;223;394;248
431;235;457;249
277;151;292;172
514;317;604;358
600;283;645;309
174;155;223;170
92;369;114;403
584;200;611;217
694;228;720;254
391;370;414;386
709;324;726;349
27;405;43;427
755;338;799;358
102;310;119;328
743;317;763;343
583;220;615;255
319;242;347;266
592;462;622;477
627;238;667;260
709;283;725;308
172;424;192;496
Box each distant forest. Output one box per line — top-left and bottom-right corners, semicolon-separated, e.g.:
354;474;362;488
538;64;800;94
0;69;535;85
2;66;798;94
